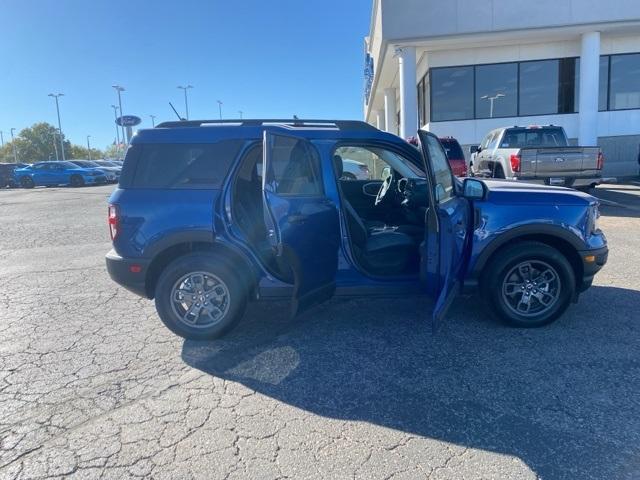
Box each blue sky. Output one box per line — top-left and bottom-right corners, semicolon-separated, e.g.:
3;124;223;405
1;0;372;150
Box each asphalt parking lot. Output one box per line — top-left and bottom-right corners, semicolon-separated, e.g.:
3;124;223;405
0;183;639;479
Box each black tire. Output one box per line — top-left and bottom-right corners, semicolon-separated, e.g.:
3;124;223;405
154;253;248;340
481;241;575;328
70;175;84;187
20;176;35;189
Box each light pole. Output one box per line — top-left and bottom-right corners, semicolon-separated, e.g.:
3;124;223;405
86;135;92;160
48;93;66;160
480;93;505;119
10;128;17;162
53;138;59;161
217;100;223;120
111;104;121;151
238;110;243;119
0;131;3;147
177;85;193;120
149;115;156;127
112;85;126;145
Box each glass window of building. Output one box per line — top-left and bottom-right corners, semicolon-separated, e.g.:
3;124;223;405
430;66;474;121
609;53;640;110
417;77;426;126
558;58;578;113
599;56;609;111
519;60;560;116
475;63;518;118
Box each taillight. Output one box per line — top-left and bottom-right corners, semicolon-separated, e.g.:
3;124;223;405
597;151;604;170
510;154;521;173
108;204;118;240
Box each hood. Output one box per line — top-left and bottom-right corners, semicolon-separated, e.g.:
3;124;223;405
480;179;597;206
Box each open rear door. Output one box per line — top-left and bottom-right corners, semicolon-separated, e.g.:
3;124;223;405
418;131;471;333
262;129;340;317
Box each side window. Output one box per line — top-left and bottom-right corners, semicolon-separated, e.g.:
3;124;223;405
425;135;454;202
131;140;243;189
266;136;323;196
333;146;389;181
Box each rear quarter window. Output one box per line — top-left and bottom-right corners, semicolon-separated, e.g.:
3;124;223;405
123;140;244;189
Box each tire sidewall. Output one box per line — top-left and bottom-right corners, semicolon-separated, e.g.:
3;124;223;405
70;175;84;187
154;253;248;340
21;177;34;188
484;243;575;327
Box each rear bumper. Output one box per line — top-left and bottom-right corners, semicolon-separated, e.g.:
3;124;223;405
512;176;602;188
105;249;151;298
577;245;608;292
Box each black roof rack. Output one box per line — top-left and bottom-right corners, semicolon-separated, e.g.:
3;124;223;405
154;119;378;131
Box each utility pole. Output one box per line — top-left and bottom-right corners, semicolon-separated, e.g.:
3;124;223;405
217;100;223;120
10;128;18;162
111;105;121;152
48;93;66;160
149;115;156;127
177;85;193;120
112;85;126;146
238;110;243;119
86;135;92;160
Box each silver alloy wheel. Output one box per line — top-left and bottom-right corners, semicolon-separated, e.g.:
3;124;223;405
501;260;561;317
170;271;231;329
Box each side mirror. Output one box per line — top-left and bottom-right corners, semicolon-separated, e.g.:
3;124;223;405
469;145;480;154
463;178;486;200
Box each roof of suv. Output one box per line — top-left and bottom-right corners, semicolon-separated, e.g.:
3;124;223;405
134;119;399;144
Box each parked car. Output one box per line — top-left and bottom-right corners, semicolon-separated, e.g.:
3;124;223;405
473;125;603;190
0;163;28;187
106;119;608;340
69;160;117;183
14;161;107;188
439;137;468;177
92;160;122;183
340;158;370;180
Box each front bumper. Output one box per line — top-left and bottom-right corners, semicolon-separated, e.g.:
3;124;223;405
105;249;151;298
577;245;608;292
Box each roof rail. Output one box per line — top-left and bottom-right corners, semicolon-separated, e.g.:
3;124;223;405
154;119;378;131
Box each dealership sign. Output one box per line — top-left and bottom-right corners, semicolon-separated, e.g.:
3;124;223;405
364;53;374;105
116;115;142;127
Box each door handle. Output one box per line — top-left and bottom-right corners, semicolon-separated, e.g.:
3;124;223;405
287;214;308;224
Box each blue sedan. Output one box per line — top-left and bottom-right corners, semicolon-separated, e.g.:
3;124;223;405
14;161;107;188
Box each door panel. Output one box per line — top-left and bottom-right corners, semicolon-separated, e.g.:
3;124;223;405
418;131;471;332
262;130;340;317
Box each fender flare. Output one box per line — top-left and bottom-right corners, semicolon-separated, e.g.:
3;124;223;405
471;224;585;279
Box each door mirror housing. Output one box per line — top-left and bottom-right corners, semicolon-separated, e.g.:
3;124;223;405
462;178;486;200
470;145;480;154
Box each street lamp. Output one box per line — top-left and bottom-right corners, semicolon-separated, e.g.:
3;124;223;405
111;104;121;151
177;85;193;120
86;135;92;160
10;128;17;162
112;85;126;146
217;100;223;120
0;130;3;147
480;93;505;119
149;115;156;127
48;93;66;160
238;110;243;119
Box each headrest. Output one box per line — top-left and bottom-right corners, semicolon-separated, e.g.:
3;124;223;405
332;154;343;178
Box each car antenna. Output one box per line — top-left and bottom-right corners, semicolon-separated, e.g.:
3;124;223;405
169;102;186;121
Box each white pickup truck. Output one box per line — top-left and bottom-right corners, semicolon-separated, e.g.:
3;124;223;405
472;125;604;190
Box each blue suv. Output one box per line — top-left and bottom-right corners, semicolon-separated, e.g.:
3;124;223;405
106;120;608;339
14;161;107;188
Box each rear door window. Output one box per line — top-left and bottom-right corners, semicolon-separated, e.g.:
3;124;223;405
129;140;243;188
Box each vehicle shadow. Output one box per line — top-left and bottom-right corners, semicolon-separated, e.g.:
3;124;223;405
594;185;640;218
182;286;640;479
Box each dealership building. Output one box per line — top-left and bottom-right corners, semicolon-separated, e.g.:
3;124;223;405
364;0;640;177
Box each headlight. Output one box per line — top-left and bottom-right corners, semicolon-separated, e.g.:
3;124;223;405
588;204;600;234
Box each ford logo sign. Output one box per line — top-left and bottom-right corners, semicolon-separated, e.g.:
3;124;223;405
116;115;142;127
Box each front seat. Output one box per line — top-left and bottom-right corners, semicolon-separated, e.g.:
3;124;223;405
333;155;418;275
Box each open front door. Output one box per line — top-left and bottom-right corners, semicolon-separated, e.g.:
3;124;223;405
262;129;340;317
418;131;471;332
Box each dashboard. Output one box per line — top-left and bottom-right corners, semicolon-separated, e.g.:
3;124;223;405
397;177;429;209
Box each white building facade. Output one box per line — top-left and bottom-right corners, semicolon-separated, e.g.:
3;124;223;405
364;0;640;177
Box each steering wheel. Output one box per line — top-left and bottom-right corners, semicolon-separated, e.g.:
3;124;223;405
375;174;393;206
